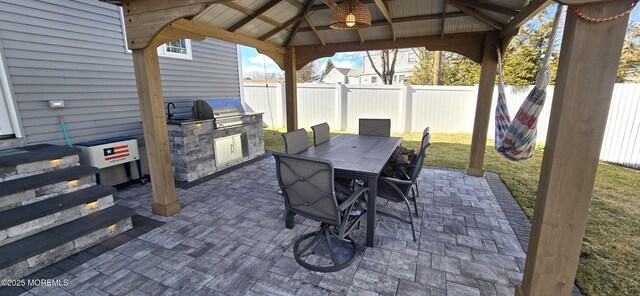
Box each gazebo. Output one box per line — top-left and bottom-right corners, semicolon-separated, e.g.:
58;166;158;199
105;0;631;295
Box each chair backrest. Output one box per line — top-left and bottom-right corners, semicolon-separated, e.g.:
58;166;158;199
273;153;340;225
282;128;309;154
311;123;330;146
359;118;391;137
408;127;431;182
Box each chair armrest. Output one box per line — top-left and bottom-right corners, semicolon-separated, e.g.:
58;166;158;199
379;176;414;186
337;187;369;212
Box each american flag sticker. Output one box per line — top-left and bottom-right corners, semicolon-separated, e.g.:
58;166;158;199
103;145;129;161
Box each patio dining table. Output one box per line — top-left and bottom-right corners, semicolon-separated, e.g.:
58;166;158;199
297;134;402;247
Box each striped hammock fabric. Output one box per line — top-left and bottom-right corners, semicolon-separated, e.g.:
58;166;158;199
494;4;562;161
494;62;551;160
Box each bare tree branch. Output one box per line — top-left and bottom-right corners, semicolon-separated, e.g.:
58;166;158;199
366;51;384;83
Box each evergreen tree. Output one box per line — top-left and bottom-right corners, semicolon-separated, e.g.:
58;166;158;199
320;59;335;81
409;48;433;85
444;53;480;86
501;7;560;86
618;21;640;82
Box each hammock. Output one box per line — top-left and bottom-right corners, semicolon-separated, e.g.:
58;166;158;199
495;5;563;161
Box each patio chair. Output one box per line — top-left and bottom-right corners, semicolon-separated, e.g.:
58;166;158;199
376;127;431;242
282;128;309;154
359;118;391;137
387;127;430;215
273;152;368;272
311;122;330;146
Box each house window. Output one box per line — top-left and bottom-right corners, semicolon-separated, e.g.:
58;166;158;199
399;75;405;82
371;76;377;84
393;75;398;82
408;55;416;63
118;7;192;60
157;39;193;60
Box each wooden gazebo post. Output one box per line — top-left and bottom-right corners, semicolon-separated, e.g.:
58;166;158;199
517;1;630;295
466;32;499;177
284;47;298;132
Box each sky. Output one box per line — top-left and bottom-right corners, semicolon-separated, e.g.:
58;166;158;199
239;6;640;79
239;46;364;78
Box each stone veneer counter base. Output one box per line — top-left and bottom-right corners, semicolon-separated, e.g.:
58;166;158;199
167;114;265;183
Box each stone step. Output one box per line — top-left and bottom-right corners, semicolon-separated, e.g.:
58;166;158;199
0;166;98;212
0;205;135;280
0;185;117;247
0;144;81;182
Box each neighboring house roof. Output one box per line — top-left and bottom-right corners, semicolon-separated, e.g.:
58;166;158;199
346;69;363;77
334;68;351;75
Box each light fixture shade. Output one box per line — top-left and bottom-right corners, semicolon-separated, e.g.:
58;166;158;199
329;0;371;30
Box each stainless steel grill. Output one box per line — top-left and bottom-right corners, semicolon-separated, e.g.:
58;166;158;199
192;99;247;129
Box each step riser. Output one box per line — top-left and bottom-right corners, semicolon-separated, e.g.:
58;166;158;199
0;217;132;280
0;175;96;212
0;195;115;247
0;155;80;183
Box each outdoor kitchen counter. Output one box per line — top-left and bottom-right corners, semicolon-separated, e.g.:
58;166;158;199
167;113;264;182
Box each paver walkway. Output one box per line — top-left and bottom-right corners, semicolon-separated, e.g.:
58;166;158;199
11;157;535;296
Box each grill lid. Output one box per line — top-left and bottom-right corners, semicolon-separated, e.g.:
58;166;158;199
192;99;245;120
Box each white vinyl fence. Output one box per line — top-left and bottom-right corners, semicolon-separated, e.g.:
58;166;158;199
243;82;640;169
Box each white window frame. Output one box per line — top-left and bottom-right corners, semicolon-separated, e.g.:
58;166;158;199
118;7;193;60
157;39;193;60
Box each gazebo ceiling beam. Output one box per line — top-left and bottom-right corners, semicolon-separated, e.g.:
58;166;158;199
286;0;315;47
502;0;552;37
305;16;326;46
447;1;503;30
295;31;488;69
121;0;228;15
323;0;365;44
285;0;303;9
228;0;283;32
373;0;396;41
218;1;289;31
447;0;519;16
170;19;286;54
260;14;304;41
441;1;448;38
297;12;466;32
310;0;375;11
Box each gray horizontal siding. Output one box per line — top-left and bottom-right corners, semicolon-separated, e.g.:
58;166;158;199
0;0;241;145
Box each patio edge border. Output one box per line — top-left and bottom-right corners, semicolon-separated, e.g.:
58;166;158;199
484;172;583;296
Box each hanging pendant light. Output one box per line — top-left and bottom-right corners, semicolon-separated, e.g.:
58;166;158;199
330;0;371;29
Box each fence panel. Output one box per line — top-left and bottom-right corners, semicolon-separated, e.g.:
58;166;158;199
297;84;339;129
345;85;404;132
242;82;640;168
600;84;640;168
410;85;477;133
243;83;282;128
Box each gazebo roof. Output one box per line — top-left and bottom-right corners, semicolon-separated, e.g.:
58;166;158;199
110;0;552;67
197;0;532;47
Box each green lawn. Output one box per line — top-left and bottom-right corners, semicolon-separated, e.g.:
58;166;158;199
263;129;640;296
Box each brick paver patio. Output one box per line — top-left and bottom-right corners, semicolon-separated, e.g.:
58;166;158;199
9;157;539;296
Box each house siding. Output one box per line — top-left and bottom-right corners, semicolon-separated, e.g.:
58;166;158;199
0;0;241;145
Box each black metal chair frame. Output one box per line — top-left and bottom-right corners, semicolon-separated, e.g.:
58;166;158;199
376;128;431;242
273;152;368;272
